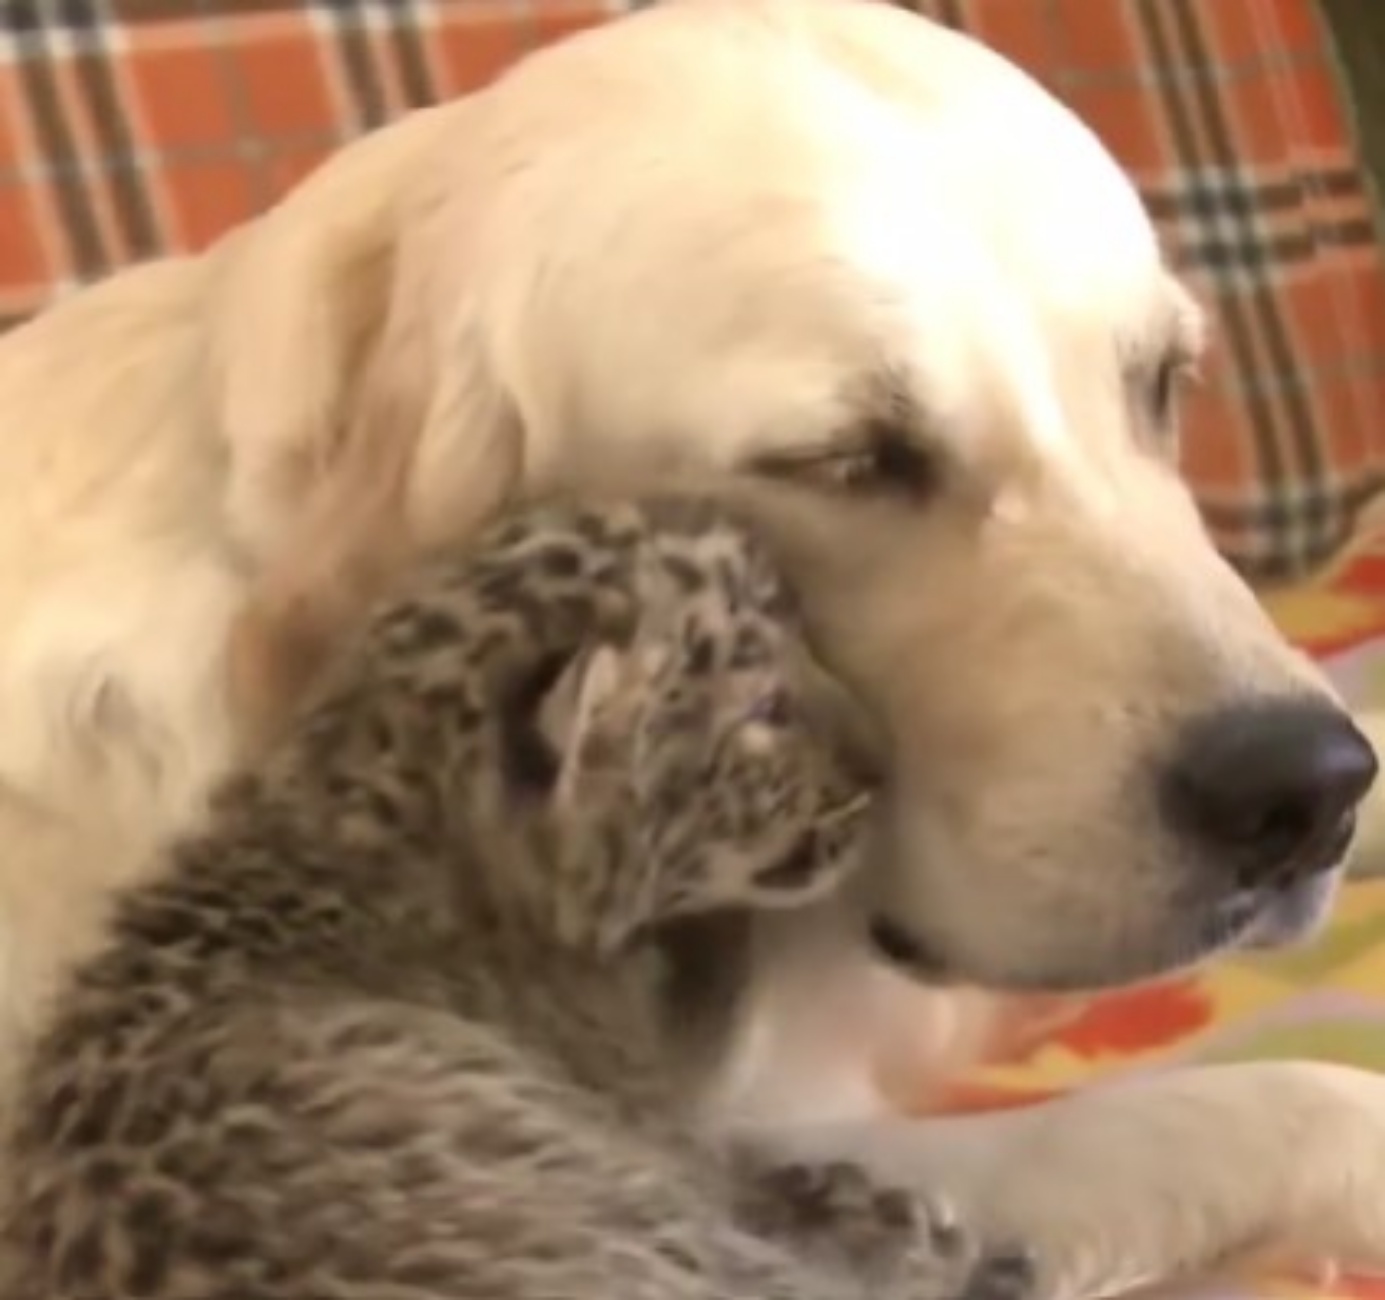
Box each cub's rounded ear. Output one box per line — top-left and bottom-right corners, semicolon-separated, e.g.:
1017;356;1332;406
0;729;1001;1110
537;644;632;809
211;102;527;751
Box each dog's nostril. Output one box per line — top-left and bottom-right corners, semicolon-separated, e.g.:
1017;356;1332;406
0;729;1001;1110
1163;700;1378;886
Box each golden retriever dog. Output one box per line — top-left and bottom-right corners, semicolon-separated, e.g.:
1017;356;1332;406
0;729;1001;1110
2;0;1385;1293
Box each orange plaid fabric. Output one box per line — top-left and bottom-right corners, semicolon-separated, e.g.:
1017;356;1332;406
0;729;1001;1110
0;0;1382;579
917;0;1385;581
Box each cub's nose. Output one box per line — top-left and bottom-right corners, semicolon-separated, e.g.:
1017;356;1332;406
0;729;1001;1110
1163;700;1378;887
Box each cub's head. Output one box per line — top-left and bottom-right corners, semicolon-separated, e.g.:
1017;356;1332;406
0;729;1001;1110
520;512;877;954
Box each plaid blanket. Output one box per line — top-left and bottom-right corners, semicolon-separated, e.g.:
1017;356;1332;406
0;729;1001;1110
926;0;1385;581
0;0;1383;579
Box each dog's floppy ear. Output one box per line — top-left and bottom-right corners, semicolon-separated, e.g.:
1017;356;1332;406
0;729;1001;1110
212;104;528;747
208;107;456;561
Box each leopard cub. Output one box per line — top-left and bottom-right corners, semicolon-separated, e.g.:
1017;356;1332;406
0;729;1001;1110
0;493;1031;1300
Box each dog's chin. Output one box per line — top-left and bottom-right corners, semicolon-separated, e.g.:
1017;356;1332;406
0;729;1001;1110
867;871;1345;995
1236;872;1341;950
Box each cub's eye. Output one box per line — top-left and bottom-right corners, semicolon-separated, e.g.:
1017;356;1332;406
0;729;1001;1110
752;425;937;500
753;830;822;892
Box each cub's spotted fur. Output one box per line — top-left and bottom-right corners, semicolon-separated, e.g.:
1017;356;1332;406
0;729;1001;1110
0;495;1031;1300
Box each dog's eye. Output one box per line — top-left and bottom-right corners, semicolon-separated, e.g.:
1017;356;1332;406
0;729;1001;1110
1149;353;1196;429
836;430;936;495
753;426;937;499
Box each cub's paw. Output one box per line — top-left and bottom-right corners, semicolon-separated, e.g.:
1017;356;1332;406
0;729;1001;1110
953;1246;1038;1300
745;1159;922;1270
740;1156;1035;1300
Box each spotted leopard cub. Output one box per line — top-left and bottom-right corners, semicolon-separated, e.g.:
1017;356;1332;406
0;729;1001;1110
0;495;1030;1300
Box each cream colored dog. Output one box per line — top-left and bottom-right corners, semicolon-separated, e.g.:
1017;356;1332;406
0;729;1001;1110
2;0;1385;1294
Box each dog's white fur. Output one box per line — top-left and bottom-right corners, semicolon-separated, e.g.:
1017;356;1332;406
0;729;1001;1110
2;1;1385;1294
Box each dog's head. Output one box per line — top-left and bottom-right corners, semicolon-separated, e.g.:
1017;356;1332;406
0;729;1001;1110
219;0;1375;993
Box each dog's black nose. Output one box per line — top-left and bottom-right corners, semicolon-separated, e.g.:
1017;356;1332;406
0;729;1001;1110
1164;700;1377;887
